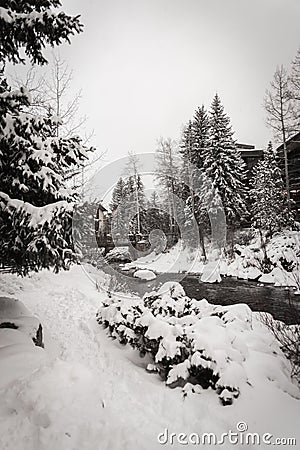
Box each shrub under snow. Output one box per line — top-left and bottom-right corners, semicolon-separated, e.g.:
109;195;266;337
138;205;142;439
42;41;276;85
97;281;298;406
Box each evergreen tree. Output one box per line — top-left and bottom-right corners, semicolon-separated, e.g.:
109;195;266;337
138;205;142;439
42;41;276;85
109;177;127;236
0;1;94;274
250;142;293;238
149;191;159;209
180;120;194;169
199;94;248;229
125;175;135;198
0;1;82;65
110;177;127;212
191;105;210;169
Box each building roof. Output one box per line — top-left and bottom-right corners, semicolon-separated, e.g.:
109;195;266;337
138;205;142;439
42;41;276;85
98;204;107;212
237;143;255;150
237;143;263;158
276;132;300;153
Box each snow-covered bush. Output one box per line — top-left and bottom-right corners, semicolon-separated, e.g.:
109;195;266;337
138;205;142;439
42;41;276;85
97;282;299;405
261;312;300;383
97;282;261;405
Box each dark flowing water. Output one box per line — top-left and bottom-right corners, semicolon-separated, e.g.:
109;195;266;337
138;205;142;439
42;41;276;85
100;262;300;325
180;275;300;325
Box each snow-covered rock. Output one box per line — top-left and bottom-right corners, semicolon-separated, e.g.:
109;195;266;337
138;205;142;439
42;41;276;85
0;296;43;347
133;269;156;281
200;261;221;283
259;267;298;287
105;246;131;262
0;297;46;389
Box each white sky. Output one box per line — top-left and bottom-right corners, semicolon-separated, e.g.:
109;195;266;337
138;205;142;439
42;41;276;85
19;0;300;161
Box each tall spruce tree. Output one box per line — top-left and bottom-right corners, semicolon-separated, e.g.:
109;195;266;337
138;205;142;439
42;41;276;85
0;1;94;274
199;94;248;229
179;107;210;258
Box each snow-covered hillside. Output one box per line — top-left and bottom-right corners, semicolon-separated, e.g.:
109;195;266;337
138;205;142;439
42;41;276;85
0;265;299;450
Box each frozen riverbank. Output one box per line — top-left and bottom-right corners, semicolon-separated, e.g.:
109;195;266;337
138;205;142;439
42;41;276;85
123;231;300;291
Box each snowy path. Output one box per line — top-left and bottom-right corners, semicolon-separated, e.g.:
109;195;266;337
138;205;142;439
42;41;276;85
0;266;299;450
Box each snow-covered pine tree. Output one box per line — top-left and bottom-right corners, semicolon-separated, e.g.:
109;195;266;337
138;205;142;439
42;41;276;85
250;142;293;239
133;174;147;234
110;177;127;212
200;94;248;231
109;177;127;236
0;1;82;65
0;1;94;274
191;105;210;169
125;175;135;198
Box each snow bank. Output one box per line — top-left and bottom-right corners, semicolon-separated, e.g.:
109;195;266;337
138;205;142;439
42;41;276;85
228;231;300;288
0;329;46;389
125;242;204;274
126;231;300;290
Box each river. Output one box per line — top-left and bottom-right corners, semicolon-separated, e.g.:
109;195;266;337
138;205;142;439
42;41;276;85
99;262;300;325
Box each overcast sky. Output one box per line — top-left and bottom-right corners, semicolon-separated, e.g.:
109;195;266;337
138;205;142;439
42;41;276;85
54;0;299;161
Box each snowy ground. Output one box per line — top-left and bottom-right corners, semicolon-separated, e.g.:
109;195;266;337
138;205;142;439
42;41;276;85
0;265;299;449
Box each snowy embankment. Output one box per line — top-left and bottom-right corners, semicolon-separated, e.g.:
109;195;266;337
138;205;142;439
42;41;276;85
0;265;299;449
126;231;300;288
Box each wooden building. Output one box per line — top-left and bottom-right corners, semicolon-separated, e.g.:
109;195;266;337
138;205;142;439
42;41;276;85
237;136;300;219
95;204;111;244
237;143;263;181
276;132;300;218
